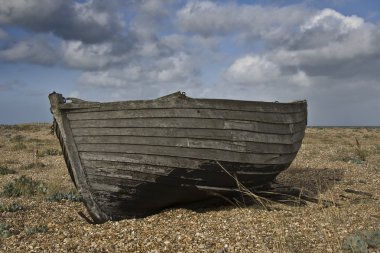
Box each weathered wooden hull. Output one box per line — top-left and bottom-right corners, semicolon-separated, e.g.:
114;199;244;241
49;91;307;223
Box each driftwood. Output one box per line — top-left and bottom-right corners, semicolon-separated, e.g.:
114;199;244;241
254;183;337;207
344;188;373;198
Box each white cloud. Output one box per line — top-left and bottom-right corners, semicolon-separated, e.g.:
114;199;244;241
301;8;364;33
268;10;380;80
224;55;280;85
223;55;312;92
291;70;312;87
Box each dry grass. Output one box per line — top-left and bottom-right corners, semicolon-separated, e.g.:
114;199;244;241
0;124;379;252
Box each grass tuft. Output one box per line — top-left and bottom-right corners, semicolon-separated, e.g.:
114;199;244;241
354;138;368;162
20;162;46;170
215;160;273;210
11;142;27;151
0;165;16;175
2;175;48;197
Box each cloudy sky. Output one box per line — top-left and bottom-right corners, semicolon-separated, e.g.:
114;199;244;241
0;0;379;125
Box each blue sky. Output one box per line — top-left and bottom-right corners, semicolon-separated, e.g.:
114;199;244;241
0;0;379;125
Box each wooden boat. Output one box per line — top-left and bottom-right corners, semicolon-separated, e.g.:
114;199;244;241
49;91;307;223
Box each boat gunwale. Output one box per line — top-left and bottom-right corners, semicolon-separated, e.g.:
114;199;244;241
60;92;306;107
64;106;307;115
58;91;307;114
78;149;298;165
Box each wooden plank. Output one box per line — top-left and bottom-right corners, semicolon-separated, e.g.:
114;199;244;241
66;108;307;124
74;135;302;154
60;92;307;114
85;167;201;185
82;160;285;178
69;118;306;134
72;127;305;144
77;143;297;164
80;152;203;170
82;160;175;175
79;152;292;169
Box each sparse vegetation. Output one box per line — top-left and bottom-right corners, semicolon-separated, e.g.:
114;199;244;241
37;148;62;157
46;191;82;202
11;142;27;151
342;230;380;252
20;162;46;170
0;124;379;252
26;225;48;235
2;175;48;197
0;165;16;175
333;138;370;164
10;134;26;142
0;202;24;212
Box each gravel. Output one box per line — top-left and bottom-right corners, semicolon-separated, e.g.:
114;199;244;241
0;125;379;252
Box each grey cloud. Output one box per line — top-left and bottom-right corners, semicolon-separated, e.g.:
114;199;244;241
0;27;7;39
0;35;59;65
78;52;199;87
75;51;201;100
0;0;124;44
176;1;311;42
57;0;178;71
